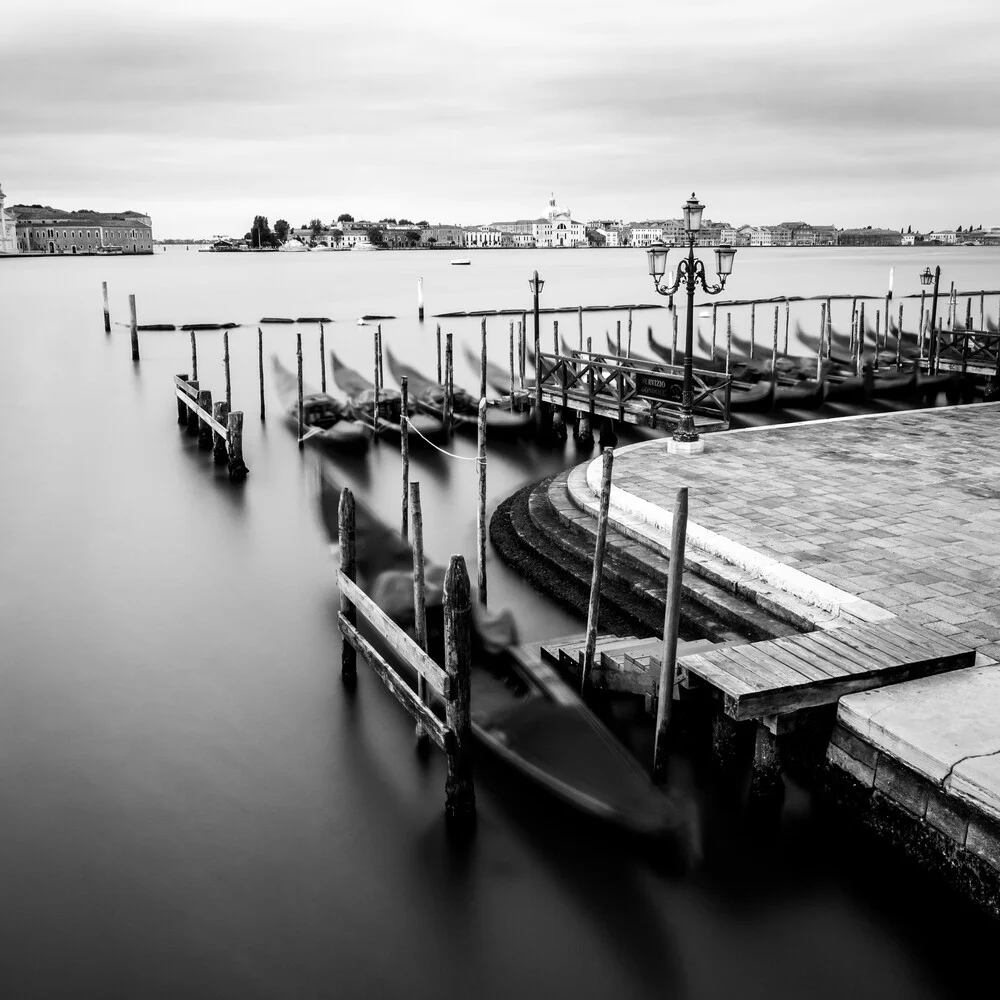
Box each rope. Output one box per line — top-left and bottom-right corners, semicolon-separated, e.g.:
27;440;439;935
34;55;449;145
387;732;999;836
404;415;480;462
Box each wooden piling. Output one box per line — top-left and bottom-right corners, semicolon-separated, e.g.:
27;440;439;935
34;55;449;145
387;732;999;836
296;332;304;449
652;486;688;785
587;336;595;429
534;304;543;434
582;448;614;694
518;321;525;388
966;297;973;331
190;329;198;382
102;281;111;333
626;308;633;359
373;331;381;442
616;319;621;358
445;333;454;435
339;488;358;685
553;320;559;356
477;398;487;606
818;304;826;382
749;302;756;359
400;376;409;538
258;327;265;420
436;323;442;384
443;555;476;830
508;321;515;411
711;304;718;355
480;316;487;401
825;298;833;353
417;277;424;322
578;305;584;351
212;401;229;464
376;324;384;388
226;411;248;481
129;294;140;361
410;481;429;745
858;301;866;374
783;300;790;354
671;312;678;365
197;389;213;449
223;330;231;409
874;310;880;371
176;374;189;424
725;313;732;375
771;306;779;375
896;303;904;369
185;380;200;435
319;322;327;393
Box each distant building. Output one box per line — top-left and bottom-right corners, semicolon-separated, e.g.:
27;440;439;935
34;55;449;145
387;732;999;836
492;194;586;248
0;183;16;253
836;228;902;247
463;226;503;249
809;225;838;246
901;232;920;246
925;230;957;245
13;203;153;254
595;228;619;247
420;225;465;247
739;225;772;247
629;224;663;247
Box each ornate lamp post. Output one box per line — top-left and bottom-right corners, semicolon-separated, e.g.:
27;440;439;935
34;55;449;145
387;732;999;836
647;193;736;453
529;270;545;428
920;265;942;372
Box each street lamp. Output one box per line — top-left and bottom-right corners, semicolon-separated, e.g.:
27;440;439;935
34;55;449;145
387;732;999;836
529;270;545;429
646;193;736;452
920;264;941;372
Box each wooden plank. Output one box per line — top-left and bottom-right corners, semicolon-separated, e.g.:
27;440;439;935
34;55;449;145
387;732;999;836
176;389;229;438
338;572;451;698
783;632;876;674
800;630;890;673
773;632;878;673
714;646;813;693
340;618;450;752
173;375;200;399
679;652;757;698
738;640;835;683
875;620;971;658
701;647;796;693
764;635;854;677
820;629;912;671
842;626;929;664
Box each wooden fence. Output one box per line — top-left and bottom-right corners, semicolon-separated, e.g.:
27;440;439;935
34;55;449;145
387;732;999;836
174;374;249;481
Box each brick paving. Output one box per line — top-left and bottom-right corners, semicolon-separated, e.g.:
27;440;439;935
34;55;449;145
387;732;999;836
593;404;1000;663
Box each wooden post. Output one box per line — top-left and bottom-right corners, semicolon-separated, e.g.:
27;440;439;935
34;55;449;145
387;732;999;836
966;296;973;331
319;322;327;393
587;336;595;429
652;486;688;785
818;303;826;382
477;398;487;606
339;488;357;685
258;327;265;420
850;297;858;355
176;374;189;424
725;313;732;375
896;303;904;369
212;401;229;464
616;319;621;358
410;481;429;745
102;281;111;333
508;321;515;411
190;329;198;382
783;300;790;354
129;294;140;361
518;321;526;388
534;303;543;434
826;297;833;353
980;291;985;332
376;324;384;388
197;389;213;449
400;376;409;539
445;333;454;435
553;319;559;356
749;724;783;805
749;302;756;359
627;309;633;358
296;332;304;449
185;380;200;434
436;323;442;384
373;330;381;441
417;276;424;321
223;330;231;409
873;310;880;371
578;305;584;351
858;301;866;374
918;293;926;361
771;306;779;376
226;411;248;480
480;316;487;401
671;312;678;365
581;448;614;694
444;555;476;830
711;304;718;355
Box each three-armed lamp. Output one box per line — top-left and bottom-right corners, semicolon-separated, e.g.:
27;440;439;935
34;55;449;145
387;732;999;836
646;192;736;452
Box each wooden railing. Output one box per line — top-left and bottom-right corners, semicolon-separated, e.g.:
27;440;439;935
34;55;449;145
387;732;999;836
174;374;248;481
537;347;732;425
935;328;1000;377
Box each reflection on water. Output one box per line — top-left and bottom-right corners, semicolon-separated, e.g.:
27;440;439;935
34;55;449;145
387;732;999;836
1;249;996;998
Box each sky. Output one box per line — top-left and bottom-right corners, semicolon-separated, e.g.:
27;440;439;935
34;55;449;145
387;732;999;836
3;0;998;238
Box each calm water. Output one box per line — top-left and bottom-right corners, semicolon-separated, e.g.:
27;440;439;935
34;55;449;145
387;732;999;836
1;247;997;999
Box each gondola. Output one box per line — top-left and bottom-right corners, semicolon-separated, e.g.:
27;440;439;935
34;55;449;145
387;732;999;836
329;351;449;445
461;344;527;397
317;466;699;844
385;349;533;438
271;356;370;453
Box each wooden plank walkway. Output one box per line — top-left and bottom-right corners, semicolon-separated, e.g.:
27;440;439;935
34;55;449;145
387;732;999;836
541;622;975;723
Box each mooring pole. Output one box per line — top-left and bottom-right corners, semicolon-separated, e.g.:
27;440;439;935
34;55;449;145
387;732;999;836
480;316;487;402
582;448;614;694
771;306;779;376
616;319;621;358
783;299;790;354
671;312;678;365
896;303;904;369
102;281;111;333
818;303;827;382
212;401;229;465
197;389;213;449
400;376;409;539
652;486;688;785
190;329;198;382
477;398;487;606
319;322;327;393
417;277;424;322
749;302;756;359
226;411;248;481
376;324;384;388
726;313;732;376
626;308;633;359
373;330;381;441
444;555;475;831
508;320;515;411
518;321;526;388
223;329;231;409
296;332;304;448
129;294;140;361
445;333;454;435
436;323;442;384
339;488;357;686
578;305;584;351
253;329;263;423
711;304;718;356
410;481;429;747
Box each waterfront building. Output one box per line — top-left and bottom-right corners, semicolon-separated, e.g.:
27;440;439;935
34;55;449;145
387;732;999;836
595;228;619;247
339;224;373;249
836;228;903;247
13;204;153;254
420;225;465;247
492;194;586;248
739;225;772;247
501;232;536;248
925;230;957;245
809;225;838;246
629;224;664;247
463;226;504;249
901;232;919;246
0;183;18;254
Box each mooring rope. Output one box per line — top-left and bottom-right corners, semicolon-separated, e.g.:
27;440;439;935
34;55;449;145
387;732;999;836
404;415;480;462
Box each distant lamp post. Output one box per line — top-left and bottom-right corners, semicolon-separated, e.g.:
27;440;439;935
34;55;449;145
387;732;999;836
529;270;545;428
920;264;942;371
646;193;736;453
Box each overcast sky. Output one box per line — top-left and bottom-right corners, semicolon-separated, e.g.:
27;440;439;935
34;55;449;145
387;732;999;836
4;0;998;237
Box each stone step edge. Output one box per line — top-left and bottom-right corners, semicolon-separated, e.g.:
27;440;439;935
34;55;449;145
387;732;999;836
544;472;798;641
567;460;893;633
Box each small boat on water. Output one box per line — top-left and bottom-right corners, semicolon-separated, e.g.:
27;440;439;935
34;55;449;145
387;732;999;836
271;356;370;453
451;258;471;266
385;350;533;438
316;467;699;843
329;351;449;445
279;239;310;252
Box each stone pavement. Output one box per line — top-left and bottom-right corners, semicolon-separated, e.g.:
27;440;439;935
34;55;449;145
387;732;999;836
572;402;1000;664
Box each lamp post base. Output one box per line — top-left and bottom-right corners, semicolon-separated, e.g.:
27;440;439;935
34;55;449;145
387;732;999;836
668;437;705;456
